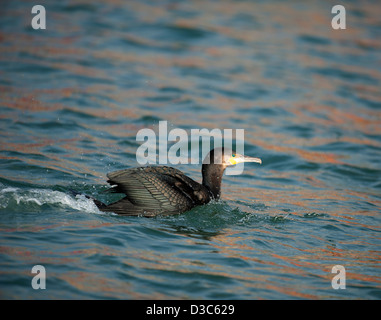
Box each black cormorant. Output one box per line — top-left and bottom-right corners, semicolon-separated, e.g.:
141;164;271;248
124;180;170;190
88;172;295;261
93;147;261;217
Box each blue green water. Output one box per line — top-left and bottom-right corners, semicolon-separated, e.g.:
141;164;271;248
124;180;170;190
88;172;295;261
1;0;380;299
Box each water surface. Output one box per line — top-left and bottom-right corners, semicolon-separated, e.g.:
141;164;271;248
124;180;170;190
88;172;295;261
0;0;380;299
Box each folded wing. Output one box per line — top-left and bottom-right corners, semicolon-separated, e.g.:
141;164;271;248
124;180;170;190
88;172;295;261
102;166;209;216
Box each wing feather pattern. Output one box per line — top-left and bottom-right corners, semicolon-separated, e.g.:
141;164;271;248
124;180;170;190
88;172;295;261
102;166;210;216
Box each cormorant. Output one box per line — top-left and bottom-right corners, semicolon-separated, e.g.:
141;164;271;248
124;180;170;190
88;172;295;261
93;148;261;217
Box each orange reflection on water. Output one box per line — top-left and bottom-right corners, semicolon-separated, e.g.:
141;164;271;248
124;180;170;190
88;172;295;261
293;103;381;136
2;94;65;113
0;136;101;180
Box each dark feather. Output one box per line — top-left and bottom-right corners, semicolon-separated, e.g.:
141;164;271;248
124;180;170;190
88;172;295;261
100;166;211;216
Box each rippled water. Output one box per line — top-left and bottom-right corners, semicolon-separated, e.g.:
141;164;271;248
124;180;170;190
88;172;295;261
1;0;380;299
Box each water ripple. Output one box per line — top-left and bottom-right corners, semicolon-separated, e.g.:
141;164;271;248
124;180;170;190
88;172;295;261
1;0;380;299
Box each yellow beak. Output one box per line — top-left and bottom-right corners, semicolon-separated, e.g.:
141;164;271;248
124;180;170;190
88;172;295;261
229;154;262;165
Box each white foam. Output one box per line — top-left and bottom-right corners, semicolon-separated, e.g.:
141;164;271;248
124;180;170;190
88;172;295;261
0;187;20;193
0;186;103;214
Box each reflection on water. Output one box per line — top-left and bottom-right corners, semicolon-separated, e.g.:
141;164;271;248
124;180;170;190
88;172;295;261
0;0;380;299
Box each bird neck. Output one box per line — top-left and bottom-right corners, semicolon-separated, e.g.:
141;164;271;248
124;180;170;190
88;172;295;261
202;164;226;200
